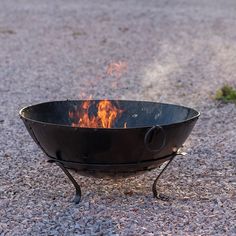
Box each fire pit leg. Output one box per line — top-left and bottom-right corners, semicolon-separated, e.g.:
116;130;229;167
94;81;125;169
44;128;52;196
54;162;82;204
152;155;176;201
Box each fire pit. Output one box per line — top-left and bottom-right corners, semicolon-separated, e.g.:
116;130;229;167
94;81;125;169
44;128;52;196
19;100;200;204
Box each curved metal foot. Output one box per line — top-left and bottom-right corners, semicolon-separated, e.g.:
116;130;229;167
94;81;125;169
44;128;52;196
73;191;81;204
152;155;176;201
153;191;170;201
53;161;82;204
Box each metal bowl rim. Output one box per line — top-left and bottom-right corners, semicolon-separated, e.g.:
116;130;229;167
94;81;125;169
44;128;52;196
19;99;200;130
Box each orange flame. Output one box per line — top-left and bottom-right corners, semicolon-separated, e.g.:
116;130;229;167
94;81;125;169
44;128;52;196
69;100;125;128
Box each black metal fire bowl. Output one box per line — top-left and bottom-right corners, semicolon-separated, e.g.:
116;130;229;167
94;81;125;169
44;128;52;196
19;100;200;204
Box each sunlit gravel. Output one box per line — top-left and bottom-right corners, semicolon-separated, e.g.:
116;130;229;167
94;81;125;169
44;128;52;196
0;0;236;235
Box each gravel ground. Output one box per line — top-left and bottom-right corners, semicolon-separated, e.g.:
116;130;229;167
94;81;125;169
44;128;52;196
1;0;236;235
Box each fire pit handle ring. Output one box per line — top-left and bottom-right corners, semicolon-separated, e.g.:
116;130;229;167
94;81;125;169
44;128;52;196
144;125;166;153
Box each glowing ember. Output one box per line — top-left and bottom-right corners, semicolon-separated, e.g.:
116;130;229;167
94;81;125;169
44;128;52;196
106;61;128;79
69;100;125;128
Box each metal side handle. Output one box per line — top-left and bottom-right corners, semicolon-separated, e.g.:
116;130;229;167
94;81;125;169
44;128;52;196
144;125;166;153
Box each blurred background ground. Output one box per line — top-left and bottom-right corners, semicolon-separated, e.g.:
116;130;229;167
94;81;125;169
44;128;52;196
0;0;235;235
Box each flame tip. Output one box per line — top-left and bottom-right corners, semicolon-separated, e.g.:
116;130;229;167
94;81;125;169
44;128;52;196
69;99;125;128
